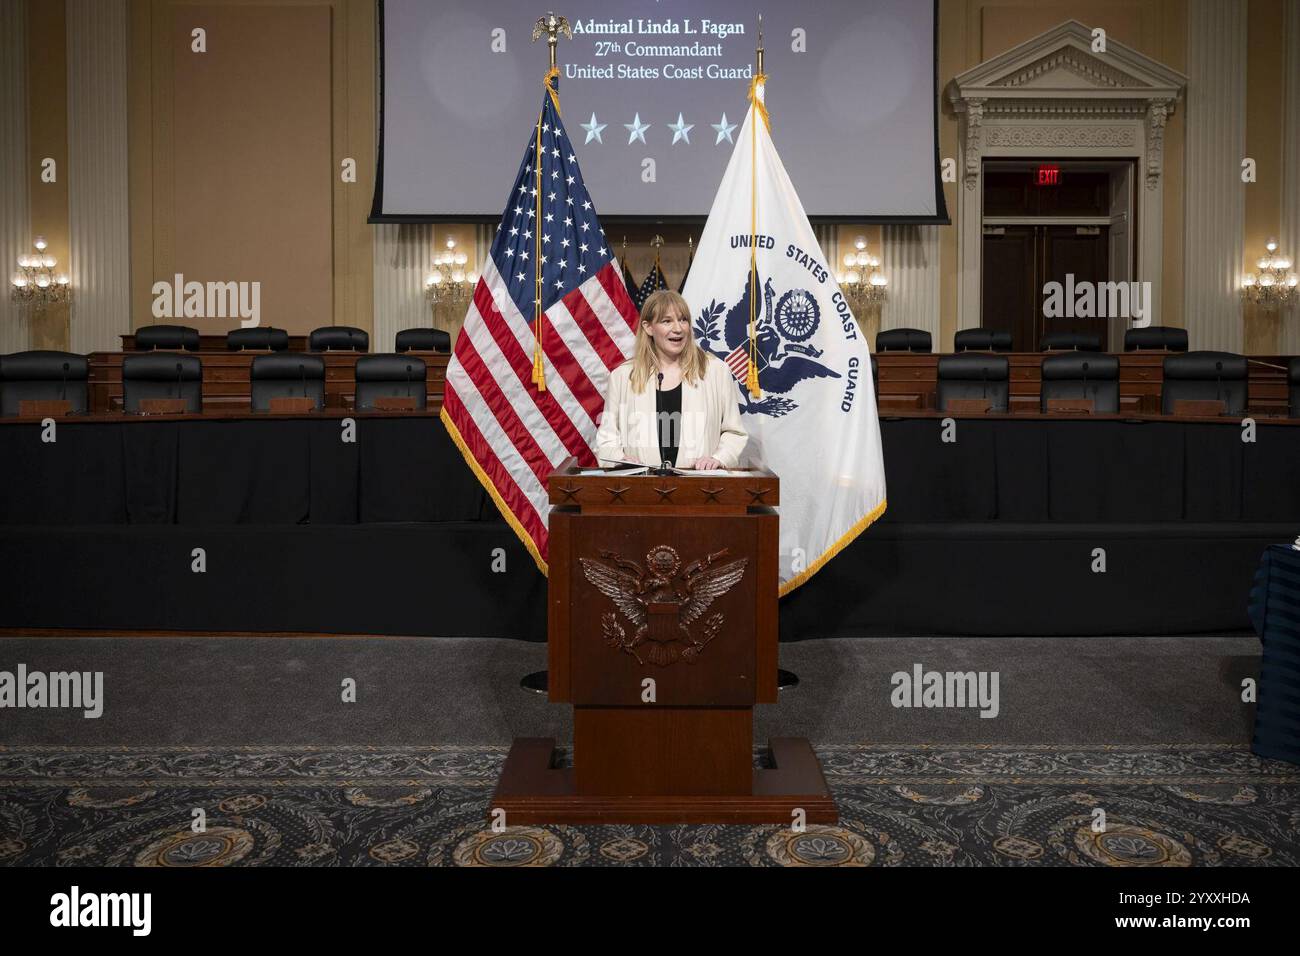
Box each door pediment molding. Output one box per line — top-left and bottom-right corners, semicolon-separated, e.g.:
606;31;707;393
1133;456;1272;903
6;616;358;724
948;20;1187;334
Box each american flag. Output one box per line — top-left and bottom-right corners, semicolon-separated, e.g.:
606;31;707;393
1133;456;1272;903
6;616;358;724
440;76;639;571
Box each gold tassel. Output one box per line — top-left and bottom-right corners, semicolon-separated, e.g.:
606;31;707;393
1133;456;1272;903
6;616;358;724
532;342;546;392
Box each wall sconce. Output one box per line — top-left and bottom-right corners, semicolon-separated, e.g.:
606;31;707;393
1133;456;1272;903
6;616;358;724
836;235;887;313
10;236;71;310
425;237;477;306
1241;237;1297;310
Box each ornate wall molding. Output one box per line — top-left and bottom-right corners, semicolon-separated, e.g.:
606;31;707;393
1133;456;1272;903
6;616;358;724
946;19;1186;332
983;125;1137;149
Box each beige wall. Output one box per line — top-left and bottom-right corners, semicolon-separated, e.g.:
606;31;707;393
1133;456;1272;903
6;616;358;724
127;0;374;336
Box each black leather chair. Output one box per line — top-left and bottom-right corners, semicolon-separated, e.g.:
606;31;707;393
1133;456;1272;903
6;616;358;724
1290;357;1299;418
936;354;1009;412
249;354;325;411
1040;331;1102;352
121;353;203;412
1125;326;1189;352
309;326;369;352
0;350;89;416
134;324;201;351
1161;351;1248;416
954;328;1013;352
395;328;451;353
875;328;932;353
1040;353;1119;413
354;355;428;411
226;327;289;351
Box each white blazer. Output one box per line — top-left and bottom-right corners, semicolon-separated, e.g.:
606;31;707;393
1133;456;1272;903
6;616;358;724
596;352;748;468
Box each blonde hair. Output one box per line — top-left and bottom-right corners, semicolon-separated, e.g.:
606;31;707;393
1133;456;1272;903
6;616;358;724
629;289;709;392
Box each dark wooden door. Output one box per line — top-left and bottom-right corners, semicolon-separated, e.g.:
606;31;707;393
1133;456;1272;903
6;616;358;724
982;224;1110;351
1042;225;1109;349
981;226;1037;352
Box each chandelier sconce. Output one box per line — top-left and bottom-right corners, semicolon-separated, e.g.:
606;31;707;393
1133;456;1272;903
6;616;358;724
10;236;71;309
836;235;887;313
425;237;477;306
1240;237;1298;310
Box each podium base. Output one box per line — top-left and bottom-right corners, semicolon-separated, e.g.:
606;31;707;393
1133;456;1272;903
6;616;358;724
490;736;838;825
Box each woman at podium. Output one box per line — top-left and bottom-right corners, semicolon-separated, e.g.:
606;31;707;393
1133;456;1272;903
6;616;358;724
595;289;747;470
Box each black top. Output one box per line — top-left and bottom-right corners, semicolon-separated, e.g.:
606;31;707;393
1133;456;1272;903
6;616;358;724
655;383;682;466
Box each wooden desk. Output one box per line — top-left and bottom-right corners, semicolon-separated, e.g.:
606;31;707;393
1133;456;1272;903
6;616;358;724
87;351;449;414
120;333;311;352
874;351;1294;416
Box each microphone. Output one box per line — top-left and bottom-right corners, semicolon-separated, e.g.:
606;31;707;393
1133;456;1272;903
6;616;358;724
299;363;306;399
60;361;69;401
1081;360;1089;402
1215;360;1224;411
656;371;665;462
174;361;183;401
405;362;412;398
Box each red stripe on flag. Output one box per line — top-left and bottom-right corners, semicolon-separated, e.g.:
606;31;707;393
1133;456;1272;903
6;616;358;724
725;345;749;381
537;319;603;425
442;386;547;557
597;260;641;331
454;331;554;487
562;285;624;371
470;280;597;466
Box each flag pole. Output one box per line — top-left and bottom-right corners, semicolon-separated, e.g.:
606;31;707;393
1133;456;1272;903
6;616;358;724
529;12;572;393
745;16;766;399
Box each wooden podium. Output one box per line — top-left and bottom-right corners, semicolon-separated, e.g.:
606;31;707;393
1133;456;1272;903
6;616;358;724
490;459;837;824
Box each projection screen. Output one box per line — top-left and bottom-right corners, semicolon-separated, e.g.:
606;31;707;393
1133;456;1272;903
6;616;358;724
371;0;946;222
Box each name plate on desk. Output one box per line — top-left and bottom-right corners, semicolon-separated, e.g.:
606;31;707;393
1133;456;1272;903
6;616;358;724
372;396;418;411
1046;398;1095;414
138;398;187;415
945;398;992;414
17;399;72;418
1172;399;1226;417
268;397;315;414
877;394;923;412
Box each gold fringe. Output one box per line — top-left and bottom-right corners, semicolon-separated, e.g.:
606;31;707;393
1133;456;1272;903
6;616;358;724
778;497;888;598
439;406;549;576
747;73;770;133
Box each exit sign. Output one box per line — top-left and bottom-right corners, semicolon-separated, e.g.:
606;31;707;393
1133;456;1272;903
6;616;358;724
1036;164;1061;186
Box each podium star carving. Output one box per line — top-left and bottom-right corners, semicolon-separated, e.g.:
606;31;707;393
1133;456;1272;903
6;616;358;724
579;545;749;667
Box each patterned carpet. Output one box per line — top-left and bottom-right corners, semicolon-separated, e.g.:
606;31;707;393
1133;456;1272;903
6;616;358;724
0;744;1296;866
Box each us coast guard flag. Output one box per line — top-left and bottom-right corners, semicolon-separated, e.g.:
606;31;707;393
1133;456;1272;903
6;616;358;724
683;78;886;595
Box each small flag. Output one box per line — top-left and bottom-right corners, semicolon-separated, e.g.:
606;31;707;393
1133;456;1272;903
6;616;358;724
632;260;667;309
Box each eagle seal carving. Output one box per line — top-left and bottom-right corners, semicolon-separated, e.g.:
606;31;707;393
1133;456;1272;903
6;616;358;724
579;545;749;667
